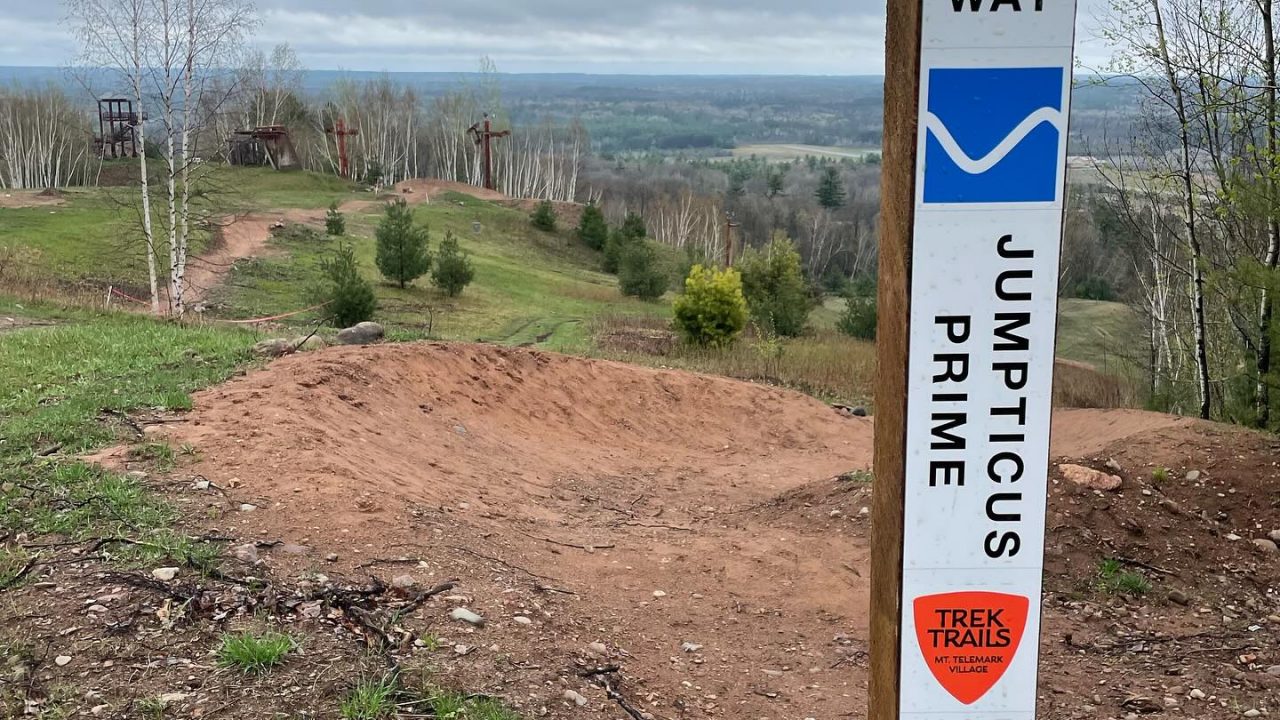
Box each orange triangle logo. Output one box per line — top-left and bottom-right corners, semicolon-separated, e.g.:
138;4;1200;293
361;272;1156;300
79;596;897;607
913;592;1030;705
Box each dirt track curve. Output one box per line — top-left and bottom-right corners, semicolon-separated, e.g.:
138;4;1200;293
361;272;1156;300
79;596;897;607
139;342;1279;720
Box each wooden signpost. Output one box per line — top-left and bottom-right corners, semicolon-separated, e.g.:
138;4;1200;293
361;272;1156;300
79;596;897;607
871;1;1080;719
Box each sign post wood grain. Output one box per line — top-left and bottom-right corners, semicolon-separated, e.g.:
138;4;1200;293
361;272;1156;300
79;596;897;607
871;2;1079;719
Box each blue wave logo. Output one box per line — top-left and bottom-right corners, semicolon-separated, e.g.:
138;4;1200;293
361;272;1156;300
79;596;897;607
923;67;1066;204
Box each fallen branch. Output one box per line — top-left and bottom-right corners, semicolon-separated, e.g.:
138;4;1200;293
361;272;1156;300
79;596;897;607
591;675;656;720
1117;557;1177;577
0;555;40;591
623;521;693;532
517;530;614;551
397;580;460;616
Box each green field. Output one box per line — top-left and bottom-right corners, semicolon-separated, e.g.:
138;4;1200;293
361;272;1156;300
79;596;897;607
730;144;880;162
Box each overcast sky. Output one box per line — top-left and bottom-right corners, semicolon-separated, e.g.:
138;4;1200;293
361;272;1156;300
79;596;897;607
1;1;1115;75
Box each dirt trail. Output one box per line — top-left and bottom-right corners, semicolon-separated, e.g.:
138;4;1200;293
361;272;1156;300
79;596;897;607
182;180;508;307
144;343;1279;719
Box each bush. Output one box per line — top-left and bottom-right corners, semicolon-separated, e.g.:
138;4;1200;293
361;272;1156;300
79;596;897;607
838;295;878;340
619;211;647;241
531;200;557;231
311;242;376;327
325;202;345;236
1070;276;1116;301
673;265;748;346
618;242;669;300
374;199;431;289
432;231;476;297
736;235;811;337
577;203;609;250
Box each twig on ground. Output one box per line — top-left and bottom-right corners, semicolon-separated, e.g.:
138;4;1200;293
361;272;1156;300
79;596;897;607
0;555;40;591
517;530;614;551
622;521;693;532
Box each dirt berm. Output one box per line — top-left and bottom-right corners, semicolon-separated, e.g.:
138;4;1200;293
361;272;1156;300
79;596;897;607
145;343;1280;718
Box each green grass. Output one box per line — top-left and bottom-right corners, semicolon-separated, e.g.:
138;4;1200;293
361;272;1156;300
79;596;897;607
341;676;398;720
215;192;667;345
1056;299;1143;370
1097;558;1152;597
1152;467;1170;483
216;631;296;674
0;167;357;289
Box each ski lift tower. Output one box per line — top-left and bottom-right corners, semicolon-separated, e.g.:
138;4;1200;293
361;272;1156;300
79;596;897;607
467;113;510;191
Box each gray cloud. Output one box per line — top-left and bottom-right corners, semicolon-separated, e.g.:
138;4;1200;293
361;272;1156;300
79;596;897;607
5;1;1115;73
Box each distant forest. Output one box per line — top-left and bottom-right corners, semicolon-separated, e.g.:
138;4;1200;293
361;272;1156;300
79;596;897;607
0;66;1141;155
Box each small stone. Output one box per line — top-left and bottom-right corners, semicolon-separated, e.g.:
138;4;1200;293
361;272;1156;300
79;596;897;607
392;575;418;592
1226;533;1243;541
453;644;469;655
513;616;533;626
158;693;188;705
1252;538;1278;553
91;705;109;716
1185;470;1202;481
151;567;179;582
652;590;667;598
563;690;588;707
1189;689;1206;700
450;608;485;626
193;479;209;490
587;641;608;657
290;335;326;352
1059;464;1122;492
86;605;107;614
54;655;71;667
325;553;338;563
829;509;842;518
1244;711;1262;719
252;338;293;358
1105;458;1123;473
859;506;870;516
681;642;703;653
1265;665;1280;676
232;543;259;564
1168;590;1191;606
238;503;257;512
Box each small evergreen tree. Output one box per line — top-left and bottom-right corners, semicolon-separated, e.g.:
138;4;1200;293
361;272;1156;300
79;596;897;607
531;200;558;231
816;165;846;210
736;234;812;337
374;199;431;289
325;202;345;236
838;295;878;340
767;168;786;198
672;265;748;346
576;203;609;250
432;231;476;297
619;211;647;241
311;242;376;327
618;242;669;300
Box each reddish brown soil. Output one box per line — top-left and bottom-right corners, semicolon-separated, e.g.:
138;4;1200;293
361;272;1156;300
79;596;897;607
112;343;1273;719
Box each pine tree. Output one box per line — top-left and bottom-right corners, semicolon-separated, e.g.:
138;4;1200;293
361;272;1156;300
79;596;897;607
767;168;786;198
531;201;557;231
618;241;669;300
619;211;647;241
311;242;376;327
432;231;476;297
576;203;608;250
816;165;846;210
325;202;345;236
374;199;431;289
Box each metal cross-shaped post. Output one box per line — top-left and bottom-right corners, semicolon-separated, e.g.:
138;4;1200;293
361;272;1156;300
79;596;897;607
327;117;359;179
467;114;511;191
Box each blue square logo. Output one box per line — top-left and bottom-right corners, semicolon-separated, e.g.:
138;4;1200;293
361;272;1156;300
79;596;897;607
923;67;1066;204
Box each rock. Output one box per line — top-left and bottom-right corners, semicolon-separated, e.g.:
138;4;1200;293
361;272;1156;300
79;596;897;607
513;616;533;626
299;601;323;618
586;641;609;657
1269;529;1280;543
54;655;71;667
1185;470;1202;481
1244;711;1262;719
289;335;326;352
1265;665;1280;676
859;507;870;517
563;690;588;707
1105;458;1123;473
652;590;667;598
1167;590;1191;606
252;338;293;358
450;607;486;626
151;567;179;582
278;543;310;556
1226;533;1243;542
1059;464;1123;492
1253;538;1278;553
829;510;843;518
325;553;338;563
232;543;259;564
1189;689;1206;700
392;575;418;592
1121;696;1164;714
681;642;703;653
157;693;188;706
336;322;384;346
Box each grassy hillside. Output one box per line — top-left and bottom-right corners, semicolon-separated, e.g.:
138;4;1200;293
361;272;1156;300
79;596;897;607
214;191;668;350
0;167;357;290
1056;298;1144;371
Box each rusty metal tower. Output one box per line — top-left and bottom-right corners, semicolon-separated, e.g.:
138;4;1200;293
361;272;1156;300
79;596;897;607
326;117;360;179
467;114;510;191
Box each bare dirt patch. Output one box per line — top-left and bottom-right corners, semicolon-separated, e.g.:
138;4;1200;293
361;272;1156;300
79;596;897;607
0;190;66;209
11;344;1277;719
